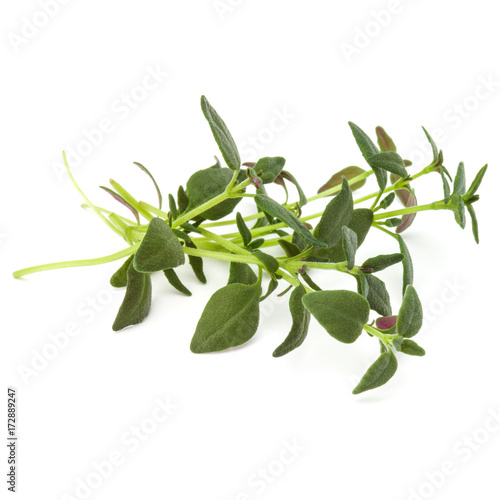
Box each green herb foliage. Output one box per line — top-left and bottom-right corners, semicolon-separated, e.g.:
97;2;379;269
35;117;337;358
13;97;488;394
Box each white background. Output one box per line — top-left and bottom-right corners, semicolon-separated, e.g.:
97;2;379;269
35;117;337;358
1;1;499;499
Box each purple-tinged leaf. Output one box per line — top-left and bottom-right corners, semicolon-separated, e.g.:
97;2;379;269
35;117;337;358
375;126;397;152
133;162;163;209
276;170;307;207
376;315;398;330
317;166;367;195
100;186;140;224
396;190;417;233
246;166;262;189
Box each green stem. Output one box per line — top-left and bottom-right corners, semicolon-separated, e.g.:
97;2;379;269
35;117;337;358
198;228;248;255
287;260;353;272
364;324;398;347
138;201;170;219
201;171;373;230
354;163;434;206
82;204;142;227
62;152;124;238
183;246;299;287
373;201;444;221
305;170;374;203
182;246;261;265
171;180;246;229
108;214;136;244
372;223;398;240
109;180;153;221
13;244;139;278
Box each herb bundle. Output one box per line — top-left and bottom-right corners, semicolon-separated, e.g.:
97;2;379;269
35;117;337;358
14;96;487;394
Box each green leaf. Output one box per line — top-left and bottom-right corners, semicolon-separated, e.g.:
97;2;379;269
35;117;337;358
452;162;466;196
342;226;357;270
236;212;252;246
315;208;373;262
452;194;466;229
464;164;488;200
292;230;307;251
357;271;369;298
302;290;370;344
348;121;387;192
228;262;258;285
384;218;402;228
349;121;379;159
254;156;286;184
361;253;404;273
210;155;221;168
278;238;302;257
466;203;479;244
375;126;397;152
368;151;409;178
185;240;207;283
168;194;178;220
252;250;279;275
163;268;191;296
397;235;414;295
247;238;265;250
110;256;134;288
260;278;279;301
273;286;311;357
133;218;185;272
301;272;322;291
112;265;152;331
255;194;327;247
177;185;189;214
379;192;396;210
314;177;353;247
317;166;367;195
190;281;261;353
422;127;439;164
397;285;423;338
200;95;240;171
400;339;426;356
185;167;242;220
352;350;398;394
392;336;404;351
441;169;451;204
362;273;392;317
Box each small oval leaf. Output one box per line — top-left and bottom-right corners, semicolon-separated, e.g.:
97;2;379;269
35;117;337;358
190;282;261;353
133;218;185;272
273;285;311;357
302;290;370;344
352;350;398;394
397;285;423;338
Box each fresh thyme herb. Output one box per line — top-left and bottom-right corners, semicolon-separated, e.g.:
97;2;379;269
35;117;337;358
13;96;488;394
